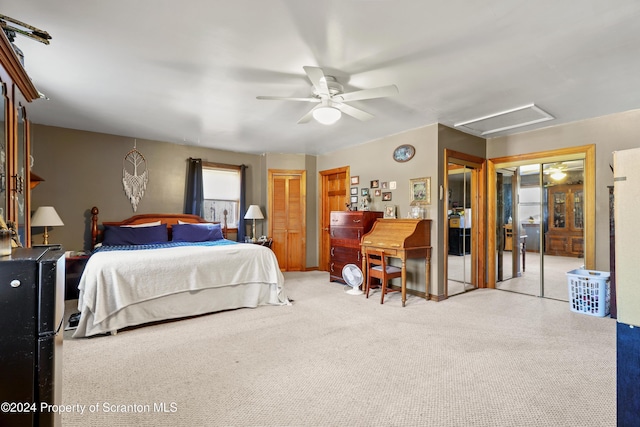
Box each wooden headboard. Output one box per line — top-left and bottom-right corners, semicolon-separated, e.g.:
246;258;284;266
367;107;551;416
90;206;228;248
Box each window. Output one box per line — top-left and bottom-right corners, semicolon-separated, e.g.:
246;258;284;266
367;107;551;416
202;163;241;229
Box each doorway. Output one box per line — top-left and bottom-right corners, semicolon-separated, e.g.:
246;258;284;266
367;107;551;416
319;166;350;272
444;150;485;297
488;145;595;300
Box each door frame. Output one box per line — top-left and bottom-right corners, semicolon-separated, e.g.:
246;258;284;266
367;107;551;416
443;149;486;298
318;166;350;272
486;144;595;288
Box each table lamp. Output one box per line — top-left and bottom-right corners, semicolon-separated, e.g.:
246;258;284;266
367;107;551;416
244;205;264;242
31;206;64;244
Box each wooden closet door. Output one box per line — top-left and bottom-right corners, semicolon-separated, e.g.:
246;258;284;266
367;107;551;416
319;167;349;272
269;170;306;271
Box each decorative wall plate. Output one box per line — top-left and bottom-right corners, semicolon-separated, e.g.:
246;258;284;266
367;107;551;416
393;144;415;162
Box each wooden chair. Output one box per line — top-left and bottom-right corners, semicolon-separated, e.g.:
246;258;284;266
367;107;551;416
365;249;403;304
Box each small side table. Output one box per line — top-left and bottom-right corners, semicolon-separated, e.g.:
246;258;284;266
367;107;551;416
247;238;272;249
65;255;90;300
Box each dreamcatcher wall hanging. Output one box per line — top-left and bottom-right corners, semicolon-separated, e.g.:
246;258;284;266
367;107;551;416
122;141;148;212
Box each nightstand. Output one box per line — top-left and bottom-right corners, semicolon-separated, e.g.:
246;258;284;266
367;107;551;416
65;255;90;300
246;238;272;249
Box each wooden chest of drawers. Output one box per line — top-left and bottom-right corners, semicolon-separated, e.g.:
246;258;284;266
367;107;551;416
329;211;383;283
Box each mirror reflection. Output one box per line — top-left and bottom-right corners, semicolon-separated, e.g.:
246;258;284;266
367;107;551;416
495;159;585;301
447;163;473;296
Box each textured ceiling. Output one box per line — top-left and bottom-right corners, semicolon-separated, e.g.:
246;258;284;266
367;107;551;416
3;1;640;155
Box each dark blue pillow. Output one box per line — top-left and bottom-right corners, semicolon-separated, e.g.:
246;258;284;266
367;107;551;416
102;224;168;246
172;223;224;242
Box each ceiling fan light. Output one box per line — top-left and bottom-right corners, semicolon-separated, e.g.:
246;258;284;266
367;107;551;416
550;171;566;181
313;106;341;125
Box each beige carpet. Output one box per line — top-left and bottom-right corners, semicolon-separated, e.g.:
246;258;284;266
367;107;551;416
62;271;616;427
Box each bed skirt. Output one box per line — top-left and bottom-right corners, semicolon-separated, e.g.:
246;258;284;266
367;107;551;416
73;282;288;338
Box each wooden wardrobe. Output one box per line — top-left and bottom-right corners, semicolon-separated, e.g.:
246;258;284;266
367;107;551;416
545;183;584;257
1;31;39;247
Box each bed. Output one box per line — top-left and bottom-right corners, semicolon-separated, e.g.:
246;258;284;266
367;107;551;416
73;207;288;338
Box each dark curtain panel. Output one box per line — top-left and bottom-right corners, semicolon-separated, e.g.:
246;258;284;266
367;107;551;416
185;158;203;216
237;164;247;242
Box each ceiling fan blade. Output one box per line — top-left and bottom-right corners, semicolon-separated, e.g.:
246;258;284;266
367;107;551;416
337;103;374;121
334;84;399;102
256;96;319;102
297;106;319;124
303;66;329;97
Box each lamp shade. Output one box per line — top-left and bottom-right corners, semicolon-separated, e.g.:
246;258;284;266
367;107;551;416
244;205;264;220
313;106;341;125
31;206;64;227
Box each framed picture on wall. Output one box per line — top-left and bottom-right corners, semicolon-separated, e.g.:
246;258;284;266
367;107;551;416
374;189;381;197
410;177;431;206
361;188;369;196
382;192;392;201
370;180;380;189
350;195;358;204
350;187;358;195
350;176;359;185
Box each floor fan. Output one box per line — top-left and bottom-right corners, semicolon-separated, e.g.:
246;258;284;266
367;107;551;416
342;264;364;295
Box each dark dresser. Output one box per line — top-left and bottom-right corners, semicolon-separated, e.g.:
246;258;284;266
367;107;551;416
329;211;383;283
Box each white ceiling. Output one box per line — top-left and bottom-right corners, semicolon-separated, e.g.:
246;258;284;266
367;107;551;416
3;1;640;155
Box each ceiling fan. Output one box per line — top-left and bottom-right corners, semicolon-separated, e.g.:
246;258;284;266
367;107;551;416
256;66;398;125
0;14;52;66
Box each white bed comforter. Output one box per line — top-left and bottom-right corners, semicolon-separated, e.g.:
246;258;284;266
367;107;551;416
76;243;286;330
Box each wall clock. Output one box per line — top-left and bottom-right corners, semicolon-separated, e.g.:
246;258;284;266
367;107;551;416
393;144;415;162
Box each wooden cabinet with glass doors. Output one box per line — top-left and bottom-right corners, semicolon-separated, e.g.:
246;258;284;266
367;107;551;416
1;30;39;247
545;184;584;257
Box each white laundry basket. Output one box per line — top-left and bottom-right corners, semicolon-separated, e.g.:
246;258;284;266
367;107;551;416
566;269;610;317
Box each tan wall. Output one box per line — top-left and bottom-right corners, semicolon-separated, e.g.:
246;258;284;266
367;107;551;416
316;124;487;297
30;124;264;252
317;125;441;295
487;108;640;271
31;108;638;287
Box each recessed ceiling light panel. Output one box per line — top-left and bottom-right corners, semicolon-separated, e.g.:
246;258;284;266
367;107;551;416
454;104;554;136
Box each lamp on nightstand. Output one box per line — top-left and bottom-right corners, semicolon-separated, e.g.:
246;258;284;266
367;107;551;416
31;206;64;245
244;205;264;243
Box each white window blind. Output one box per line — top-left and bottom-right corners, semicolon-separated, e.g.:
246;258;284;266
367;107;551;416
203;168;240;200
202;166;241;228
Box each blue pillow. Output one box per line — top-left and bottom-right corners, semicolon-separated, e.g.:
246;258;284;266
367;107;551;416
172;223;224;242
102;224;168;246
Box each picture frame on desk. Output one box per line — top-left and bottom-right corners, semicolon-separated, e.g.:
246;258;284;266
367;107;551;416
384;205;396;218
